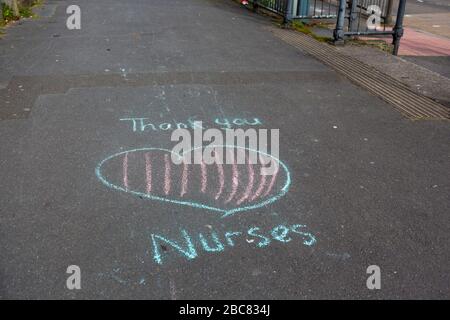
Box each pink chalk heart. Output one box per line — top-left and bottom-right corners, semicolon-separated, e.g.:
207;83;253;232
95;146;291;217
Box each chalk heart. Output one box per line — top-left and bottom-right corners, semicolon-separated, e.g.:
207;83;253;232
95;145;291;218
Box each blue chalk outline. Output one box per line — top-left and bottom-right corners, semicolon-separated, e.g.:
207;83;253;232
95;145;291;218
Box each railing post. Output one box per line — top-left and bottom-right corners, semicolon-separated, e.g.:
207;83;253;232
284;0;294;25
333;0;347;45
349;0;358;32
392;0;406;55
252;0;259;12
298;0;309;17
385;0;394;25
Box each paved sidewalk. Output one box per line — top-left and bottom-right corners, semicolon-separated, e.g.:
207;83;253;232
397;1;450;76
404;12;450;39
398;27;450;56
354;1;450;77
0;0;449;299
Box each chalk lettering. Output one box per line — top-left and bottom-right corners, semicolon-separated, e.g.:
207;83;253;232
291;224;317;246
224;231;242;246
120;117;203;133
120;117;262;133
151;230;197;265
247;227;271;248
215;117;232;129
159;123;172;130
271;225;292;243
150;223;316;265
199;231;225;252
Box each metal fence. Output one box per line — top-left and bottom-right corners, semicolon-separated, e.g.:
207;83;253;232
334;0;406;54
250;0;394;22
348;0;395;32
247;0;405;55
249;0;290;15
359;0;393;19
250;0;338;18
291;0;338;19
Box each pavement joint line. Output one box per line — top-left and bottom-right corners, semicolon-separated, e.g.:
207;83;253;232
0;70;334;120
269;27;450;121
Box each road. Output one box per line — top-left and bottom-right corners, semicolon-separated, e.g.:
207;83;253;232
0;0;449;299
405;0;450;14
399;0;450;76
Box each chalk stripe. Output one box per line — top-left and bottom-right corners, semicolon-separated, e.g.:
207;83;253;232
96;146;291;219
180;162;188;197
145;153;152;194
123;152;129;191
215;157;225;200
262;164;279;197
236;160;255;205
200;160;207;193
225;149;239;204
250;167;267;201
164;154;171;195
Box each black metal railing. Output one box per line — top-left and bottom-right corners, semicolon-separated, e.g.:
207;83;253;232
291;0;339;19
243;0;406;55
249;0;337;18
249;0;290;15
359;0;393;20
248;0;395;22
333;0;406;55
347;0;395;32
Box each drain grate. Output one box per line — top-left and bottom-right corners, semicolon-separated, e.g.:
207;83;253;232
270;27;450;120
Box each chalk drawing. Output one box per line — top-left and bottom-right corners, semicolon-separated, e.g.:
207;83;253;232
123;152;129;191
150;223;316;265
263;163;279;197
145;153;152;194
214;118;263;130
151;230;197;265
96;116;318;268
224;148;239;205
120;117;263;133
200;160;207;193
96;145;291;218
164;154;171;195
180;162;189;197
199;232;225;252
236;159;254;205
250;173;267;201
214;155;225;200
247;227;271;248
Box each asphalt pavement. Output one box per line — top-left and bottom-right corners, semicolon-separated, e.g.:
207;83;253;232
0;0;449;299
401;0;450;76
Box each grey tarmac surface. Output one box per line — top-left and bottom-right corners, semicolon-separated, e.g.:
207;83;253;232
403;56;450;79
401;0;450;79
0;0;449;299
404;0;450;14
